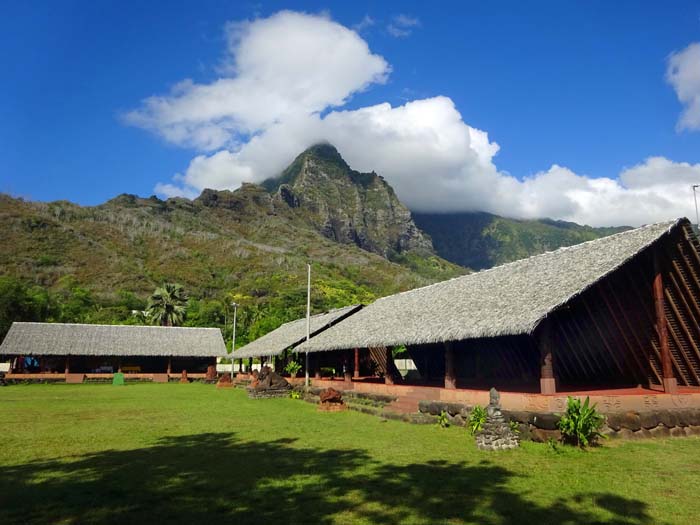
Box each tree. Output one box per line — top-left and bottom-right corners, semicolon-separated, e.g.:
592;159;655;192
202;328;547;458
146;283;188;327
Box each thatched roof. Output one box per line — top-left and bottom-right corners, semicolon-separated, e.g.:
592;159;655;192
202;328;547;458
233;305;362;359
0;322;226;357
297;219;688;353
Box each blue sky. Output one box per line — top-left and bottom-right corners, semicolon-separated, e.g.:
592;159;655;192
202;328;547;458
2;1;700;225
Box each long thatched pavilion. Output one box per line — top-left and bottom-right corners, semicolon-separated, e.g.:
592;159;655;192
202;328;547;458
233;305;361;375
0;322;226;382
297;218;700;404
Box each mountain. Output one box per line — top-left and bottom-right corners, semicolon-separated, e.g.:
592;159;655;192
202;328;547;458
262;143;433;259
412;211;629;270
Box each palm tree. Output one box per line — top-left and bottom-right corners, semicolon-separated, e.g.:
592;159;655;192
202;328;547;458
147;283;188;327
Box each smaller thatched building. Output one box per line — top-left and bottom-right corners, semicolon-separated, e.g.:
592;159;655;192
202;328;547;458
0;322;225;380
233;305;362;375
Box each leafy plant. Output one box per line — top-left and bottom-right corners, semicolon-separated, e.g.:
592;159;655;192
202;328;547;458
146;283;188;327
467;405;487;435
436;410;450;429
546;437;560;454
284;360;302;377
557;396;606;448
509;420;520;434
289;390;302;400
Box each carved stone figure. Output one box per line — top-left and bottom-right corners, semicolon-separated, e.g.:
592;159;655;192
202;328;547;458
254;366;291;391
476;387;520;451
318;387;347;412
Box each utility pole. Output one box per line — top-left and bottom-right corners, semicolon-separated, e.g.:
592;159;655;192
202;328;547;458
305;263;311;388
231;302;238;378
693;185;700;230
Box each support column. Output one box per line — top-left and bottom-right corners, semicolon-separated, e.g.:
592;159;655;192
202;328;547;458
654;254;678;393
64;356;70;375
384;347;394;385
238;359;243;375
248;358;253;373
354;348;360;379
539;320;557;394
444;342;457;389
167;357;172;375
343;350;352;382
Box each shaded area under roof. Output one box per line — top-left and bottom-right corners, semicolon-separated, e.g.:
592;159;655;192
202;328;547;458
0;322;226;357
233;304;362;359
297;219;687;353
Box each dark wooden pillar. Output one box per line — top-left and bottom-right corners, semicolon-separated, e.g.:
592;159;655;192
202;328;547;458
167;357;172;375
238;359;243;374
444;342;457;389
64;356;70;375
248;358;253;373
343;351;352;382
654;254;678;393
354;348;360;378
539;320;556;394
384;347;394;385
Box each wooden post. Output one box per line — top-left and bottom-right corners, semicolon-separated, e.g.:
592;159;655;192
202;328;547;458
654;254;678;393
238;359;243;374
167;357;172;375
444;342;457;389
248;358;253;373
539;320;557;394
384;347;394;385
64;356;70;375
354;348;360;378
344;351;352;382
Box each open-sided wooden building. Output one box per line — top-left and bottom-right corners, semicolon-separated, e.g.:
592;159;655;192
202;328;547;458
233;305;361;374
298;218;700;396
0;322;226;381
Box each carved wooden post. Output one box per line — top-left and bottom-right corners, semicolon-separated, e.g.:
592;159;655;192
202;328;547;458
654;254;678;393
444;342;457;389
384;347;394;385
354;348;360;378
539;320;556;394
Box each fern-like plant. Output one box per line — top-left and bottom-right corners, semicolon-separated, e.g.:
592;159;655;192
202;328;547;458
284;360;302;378
467;405;487;435
557;396;605;447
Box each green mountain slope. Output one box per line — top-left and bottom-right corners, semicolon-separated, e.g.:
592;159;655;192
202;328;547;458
0;149;462;344
412;211;629;270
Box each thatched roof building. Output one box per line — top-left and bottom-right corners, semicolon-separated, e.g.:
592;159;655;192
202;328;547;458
234;305;361;359
0;322;226;357
297;218;688;353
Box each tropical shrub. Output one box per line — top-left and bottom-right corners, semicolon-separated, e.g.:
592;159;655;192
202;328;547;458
467;405;487;435
436;410;450;429
557;396;606;447
289;390;302;400
284;360;302;377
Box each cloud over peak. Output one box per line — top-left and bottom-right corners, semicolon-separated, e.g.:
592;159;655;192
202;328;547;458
124;11;700;228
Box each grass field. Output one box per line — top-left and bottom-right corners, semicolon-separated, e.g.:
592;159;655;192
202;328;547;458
1;383;699;524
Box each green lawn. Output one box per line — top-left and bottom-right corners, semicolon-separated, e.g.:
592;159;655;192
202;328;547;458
1;384;699;525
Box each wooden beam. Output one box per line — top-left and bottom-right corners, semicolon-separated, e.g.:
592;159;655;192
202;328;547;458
64;356;70;375
654;254;678;393
384;347;394;385
663;288;700;385
167;357;172;375
343;350;352;382
353;348;360;379
444;342;457;389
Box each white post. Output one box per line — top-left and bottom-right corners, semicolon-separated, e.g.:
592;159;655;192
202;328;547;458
231;302;237;379
305;263;311;388
693;185;700;229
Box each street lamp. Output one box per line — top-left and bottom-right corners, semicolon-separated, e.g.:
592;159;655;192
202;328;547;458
693;185;700;229
231;302;238;378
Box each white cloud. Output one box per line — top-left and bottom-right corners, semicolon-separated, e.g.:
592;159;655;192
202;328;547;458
124;10;389;150
353;15;375;33
387;14;420;38
127;11;700;228
667;42;700;131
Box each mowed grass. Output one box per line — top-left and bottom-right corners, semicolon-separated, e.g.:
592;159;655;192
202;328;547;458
1;384;699;525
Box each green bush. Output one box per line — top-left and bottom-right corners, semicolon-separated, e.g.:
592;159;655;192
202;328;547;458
467;405;487;435
289;390;302;400
436;410;450;429
284;360;302;377
557;396;605;447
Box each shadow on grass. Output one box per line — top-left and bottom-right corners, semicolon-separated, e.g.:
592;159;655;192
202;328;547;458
0;432;657;525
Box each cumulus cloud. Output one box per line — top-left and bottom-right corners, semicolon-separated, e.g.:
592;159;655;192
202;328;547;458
387;14;421;38
667;42;700;131
126;11;700;228
124;11;389;150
